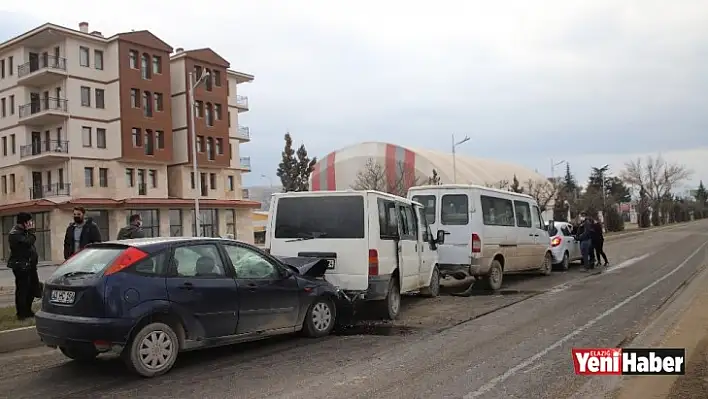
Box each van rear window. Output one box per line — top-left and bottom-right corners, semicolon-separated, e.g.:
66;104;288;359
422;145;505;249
274;195;365;239
412;195;436;224
441;194;469;225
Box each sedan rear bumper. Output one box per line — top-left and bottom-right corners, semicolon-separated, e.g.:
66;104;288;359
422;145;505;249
35;310;135;347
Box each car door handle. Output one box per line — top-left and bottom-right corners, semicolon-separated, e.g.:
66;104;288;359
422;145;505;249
179;282;194;290
246;282;257;292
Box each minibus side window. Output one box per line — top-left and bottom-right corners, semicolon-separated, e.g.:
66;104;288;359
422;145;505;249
378;198;399;240
480;195;515;226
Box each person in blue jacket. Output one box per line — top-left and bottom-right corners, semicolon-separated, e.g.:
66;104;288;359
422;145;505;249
575;212;596;271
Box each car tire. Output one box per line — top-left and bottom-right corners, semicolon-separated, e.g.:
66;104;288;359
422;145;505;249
303;297;336;338
483;260;503;291
559;252;570;271
540;252;553;276
376;276;401;320
60;345;98;362
123;322;180;378
420;266;440;298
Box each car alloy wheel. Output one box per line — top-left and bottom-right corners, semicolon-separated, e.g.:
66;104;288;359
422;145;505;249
138;330;175;371
311;301;333;332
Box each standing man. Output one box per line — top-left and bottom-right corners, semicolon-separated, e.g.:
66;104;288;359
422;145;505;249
8;212;40;320
592;218;609;266
117;214;145;240
576;212;596;271
63;207;102;260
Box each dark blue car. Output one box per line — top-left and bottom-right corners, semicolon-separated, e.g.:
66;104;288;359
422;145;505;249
35;237;343;377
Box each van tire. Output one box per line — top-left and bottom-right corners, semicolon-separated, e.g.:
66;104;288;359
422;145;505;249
420;266;440;298
123;322;180;378
483;260;503;291
540;252;553;276
376;277;401;320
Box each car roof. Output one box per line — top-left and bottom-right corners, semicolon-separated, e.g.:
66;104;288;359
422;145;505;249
95;237;250;252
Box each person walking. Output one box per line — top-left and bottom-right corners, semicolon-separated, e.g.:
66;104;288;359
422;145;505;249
7;212;40;320
63;207;102;260
592;218;609;266
117;214;145;240
576;212;596;271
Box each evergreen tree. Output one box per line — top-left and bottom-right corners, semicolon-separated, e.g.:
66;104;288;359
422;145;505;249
295;144;317;191
276;133;298;192
509;175;524;193
563;163;578;198
695;180;707;205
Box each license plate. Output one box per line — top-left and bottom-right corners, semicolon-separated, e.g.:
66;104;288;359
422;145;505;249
325;259;336;269
50;290;75;304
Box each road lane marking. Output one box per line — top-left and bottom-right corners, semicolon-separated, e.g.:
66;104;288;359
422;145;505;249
464;240;708;399
605;253;652;274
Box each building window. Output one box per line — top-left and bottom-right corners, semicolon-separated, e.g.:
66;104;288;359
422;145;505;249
7;57;12;76
129;50;138;69
149;169;157;187
216;138;223;155
224;209;235;236
132;127;142;146
141;53;151;79
214;103;222;120
1;176;5;193
0;60;4;79
143;91;152;117
95;88;105;109
137;169;147;195
85;210;109;242
2;213;51;261
213;70;221;86
99;168;108;187
169;209;182;236
154;93;163;111
126;168;135;187
130;88;139;108
209;173;216;189
145;129;154;155
197;136;204;152
193;209;218;237
200;173;207;196
84;167;94;187
127;209;159;237
79;46;90;67
10;134;15;154
81;86;91;106
1;98;5;117
82;126;92;147
9;174;15;192
227;175;234;191
206;137;214;160
9;95;14;115
194;65;202;79
205;68;213;91
96;128;106;148
205;103;214;126
152;56;162;74
94;50;104;70
195;101;204;118
156;131;165;149
190;172;195;189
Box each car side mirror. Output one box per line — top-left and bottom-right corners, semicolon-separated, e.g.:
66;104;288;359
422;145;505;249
436;230;447;244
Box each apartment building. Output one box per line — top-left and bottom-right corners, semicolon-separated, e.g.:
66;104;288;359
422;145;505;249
0;22;258;264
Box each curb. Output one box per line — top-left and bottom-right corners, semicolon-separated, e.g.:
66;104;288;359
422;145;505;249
605;220;695;241
0;326;41;354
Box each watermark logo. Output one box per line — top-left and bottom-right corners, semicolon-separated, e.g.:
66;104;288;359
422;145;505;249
572;348;685;375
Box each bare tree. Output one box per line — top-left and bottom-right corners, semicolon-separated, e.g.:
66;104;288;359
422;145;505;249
351;158;421;197
484;180;510;190
525;178;558;211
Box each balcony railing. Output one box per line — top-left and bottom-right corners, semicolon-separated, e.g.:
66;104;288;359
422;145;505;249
20;140;69;158
18;98;68;118
237;125;250;139
138;183;147;196
240;157;251;169
235;95;249;108
17;55;67;78
29;183;71;199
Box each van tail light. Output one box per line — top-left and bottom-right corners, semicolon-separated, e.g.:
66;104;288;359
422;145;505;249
551;237;562;247
471;233;481;253
104;247;149;276
368;249;379;276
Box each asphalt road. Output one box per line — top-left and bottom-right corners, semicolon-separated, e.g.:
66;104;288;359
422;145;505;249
0;221;706;399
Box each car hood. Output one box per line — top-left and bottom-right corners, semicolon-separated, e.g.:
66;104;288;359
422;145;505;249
275;256;329;279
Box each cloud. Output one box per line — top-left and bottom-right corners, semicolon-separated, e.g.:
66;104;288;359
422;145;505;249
3;1;707;189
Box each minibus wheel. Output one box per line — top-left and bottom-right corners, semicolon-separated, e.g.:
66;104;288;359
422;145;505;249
420;266;440;298
377;277;401;320
483;260;503;291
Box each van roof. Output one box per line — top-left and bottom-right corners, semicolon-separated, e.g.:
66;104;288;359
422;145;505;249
272;190;422;206
409;184;536;200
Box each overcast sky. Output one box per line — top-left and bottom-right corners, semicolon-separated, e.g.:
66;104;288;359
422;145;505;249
2;1;707;189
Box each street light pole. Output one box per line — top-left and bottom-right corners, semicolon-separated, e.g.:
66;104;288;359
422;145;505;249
188;71;210;237
452;134;470;184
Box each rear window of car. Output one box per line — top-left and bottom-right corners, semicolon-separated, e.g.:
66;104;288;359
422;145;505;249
53;247;124;277
274;195;365;239
412;195;436;224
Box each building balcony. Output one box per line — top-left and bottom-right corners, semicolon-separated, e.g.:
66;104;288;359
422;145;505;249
19;140;70;165
17;56;67;87
236;125;251;141
239;157;251;171
29;183;71;200
18;98;68;126
235;95;249;112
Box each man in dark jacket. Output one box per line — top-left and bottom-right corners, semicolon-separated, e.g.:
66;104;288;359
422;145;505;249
63;207;102;260
8;212;40;320
575;213;596;270
592;219;609;266
117;214;145;240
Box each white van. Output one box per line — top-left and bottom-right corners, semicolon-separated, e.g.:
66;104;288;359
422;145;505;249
408;184;553;291
266;190;446;320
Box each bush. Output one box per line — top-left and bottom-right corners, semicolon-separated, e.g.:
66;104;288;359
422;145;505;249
604;207;625;232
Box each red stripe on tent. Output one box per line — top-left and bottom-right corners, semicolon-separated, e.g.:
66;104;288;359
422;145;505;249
326;152;336;190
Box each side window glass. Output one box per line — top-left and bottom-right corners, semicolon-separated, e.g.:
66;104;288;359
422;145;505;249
561;226;571;236
224;245;278;279
441;194;469;225
400;205;417;240
481;196;515;226
378;199;398;240
532;205;543;229
412;195;436;224
131;251;168;276
172;244;226;278
417;207;432;241
513;201;532;228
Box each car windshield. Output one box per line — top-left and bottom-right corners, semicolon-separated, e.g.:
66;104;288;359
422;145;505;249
51;247;124;277
274;195;365;239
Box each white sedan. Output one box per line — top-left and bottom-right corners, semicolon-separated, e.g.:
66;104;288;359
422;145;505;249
546;221;582;270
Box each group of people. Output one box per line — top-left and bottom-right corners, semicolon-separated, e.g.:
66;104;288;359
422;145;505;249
573;212;610;271
7;207;146;320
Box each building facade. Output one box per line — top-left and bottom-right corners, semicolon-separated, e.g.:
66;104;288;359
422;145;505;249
0;22;258;263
